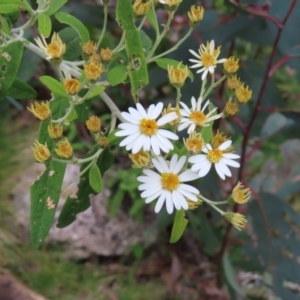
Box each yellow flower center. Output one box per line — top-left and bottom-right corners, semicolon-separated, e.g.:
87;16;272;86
190;111;206;126
161;173;180;191
233;189;245;203
201;53;216;67
186;138;203;152
140;119;158;136
207;149;223;163
46;43;60;58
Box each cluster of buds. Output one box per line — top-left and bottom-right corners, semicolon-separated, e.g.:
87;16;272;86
86;115;109;148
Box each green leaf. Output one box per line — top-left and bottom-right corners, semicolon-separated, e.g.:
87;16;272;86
30;97;69;249
108;129;121;145
89;163;103;193
0;2;23;14
139;30;153;55
169;209;188;243
58;27;82;61
260;112;287;140
65;108;78;123
0;41;24;99
6;77;37;99
57;147;114;228
85;85;105;100
154;58;194;81
38;13;52;37
108;50;128;70
223;252;246;297
146;4;159;35
0;16;11;35
46;0;67;16
201;102;216;142
39;75;69;98
55;12;90;43
116;0;149;101
74;99;91;123
107;66;127;86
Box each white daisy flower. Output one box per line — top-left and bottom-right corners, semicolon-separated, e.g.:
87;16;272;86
189;40;226;80
137;154;200;214
188;140;240;180
115;102;179;155
178;96;222;134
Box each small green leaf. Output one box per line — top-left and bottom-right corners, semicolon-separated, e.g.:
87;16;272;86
108;129;121;145
74;99;91;123
59;27;82;61
146;4;159;35
38;13;52;37
46;0;67;16
0;41;24;99
169;209;188;243
65;108;78;123
6;77;37;99
89;163;103;193
55;12;90;43
85;85;105;100
139;30;153;55
223;252;246;297
0;16;11;35
0;3;22;14
107;66;127;86
154;58;194;81
40;75;69;97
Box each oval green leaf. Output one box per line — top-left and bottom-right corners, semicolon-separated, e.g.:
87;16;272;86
55;12;90;43
107;66;127;86
38;13;52;37
86;85;105;100
89;163;103;193
6;77;37;99
169;209;188;243
39;75;69;97
46;0;67;16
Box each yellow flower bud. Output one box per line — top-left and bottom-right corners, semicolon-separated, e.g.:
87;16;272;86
82;40;97;57
64;78;81;95
188;5;204;27
90;53;100;65
224;212;247;230
223;56;239;74
160;0;182;10
133;0;151;18
211;130;233;152
84;63;105;82
129;150;150;168
227;75;242;91
168;63;189;88
97;136;109;148
32;140;51;163
162;104;181;126
86;116;101;133
28;101;51;121
48;124;63;140
228;182;251;205
99;47;114;64
236;84;252;104
187;198;203;210
55;138;73;159
223;101;239;117
183;132;204;153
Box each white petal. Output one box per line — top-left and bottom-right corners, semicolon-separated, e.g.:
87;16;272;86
201;69;208;80
132;135;145;154
187;123;196;134
136;103;147;118
177;122;190;132
179;101;191;114
178;183;199;195
201;100;210;112
147;104;155;118
190;63;203;69
155;192;166;213
150;135;161;155
115;129;134;137
169;154;178;173
137;176;158;184
157;129;178;140
216;161;231;177
179;170;199;182
215;163;225;180
210;40;215;53
173;156;186;174
217;58;227;63
145;190;162;203
223;153;240;159
156;133;175;150
198;162;211;177
189;154;207;164
221;158;240;168
118;123;139;131
175;191;188;210
143;136;151;151
189;49;201;59
166;191;174;214
155;134;170;153
128;107;142;120
121;112;140;124
157;156;170;172
177;187;198;201
191;96;197;110
143;169;161;180
150;102;163;119
141;185;162;198
219;140;232;151
172;190;184;210
119;132;140;146
139;182;161;191
196;96;203;111
152;157;166;173
157;112;177;126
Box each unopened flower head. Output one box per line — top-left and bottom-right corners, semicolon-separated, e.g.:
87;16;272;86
129;150;150;168
90;53;100;65
189;140;240;180
64;78;80;95
168;63;189;88
189;40;226;80
227;75;242;91
55;138;73;159
86;115;101;133
223;56;239;74
224;212;247;230
84;63;105;82
97;136;109;148
99;47;114;64
28;101;51;121
187;197;203;210
184;132;204;153
223;101;239;117
162;104;181;126
35;32;66;62
178;96;222;134
133;0;151;17
32;140;51;163
82;40;96;58
228;181;251;205
236;84;252;104
188;5;204;27
211;130;233;152
48;124;63;140
137;154;200;214
115;102;179;155
159;0;182;10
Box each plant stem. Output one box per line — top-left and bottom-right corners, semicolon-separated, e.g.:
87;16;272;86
51;102;75;124
202;75;227;100
176;87;181;105
97;4;108;48
100;91;125;122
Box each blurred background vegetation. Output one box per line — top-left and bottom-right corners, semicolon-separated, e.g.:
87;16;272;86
1;0;300;299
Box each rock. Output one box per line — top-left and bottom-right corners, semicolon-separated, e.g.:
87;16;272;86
11;163;156;259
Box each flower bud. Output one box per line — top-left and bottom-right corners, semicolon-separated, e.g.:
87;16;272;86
227;75;242;91
162;104;181;126
188;5;204;27
82;40;97;59
55;138;73;159
184;132;204;153
228;182;251;205
129;150;150;168
133;0;151;18
48;124;63;140
84;63;105;82
86;116;101;133
223;56;239;75
97;136;109;148
236;84;252;104
224;212;247;230
168;63;189;88
187;198;203;210
99;47;114;64
32;140;51;163
28;101;51;121
159;0;182;11
223;101;239;117
211;130;233;152
64;78;81;95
